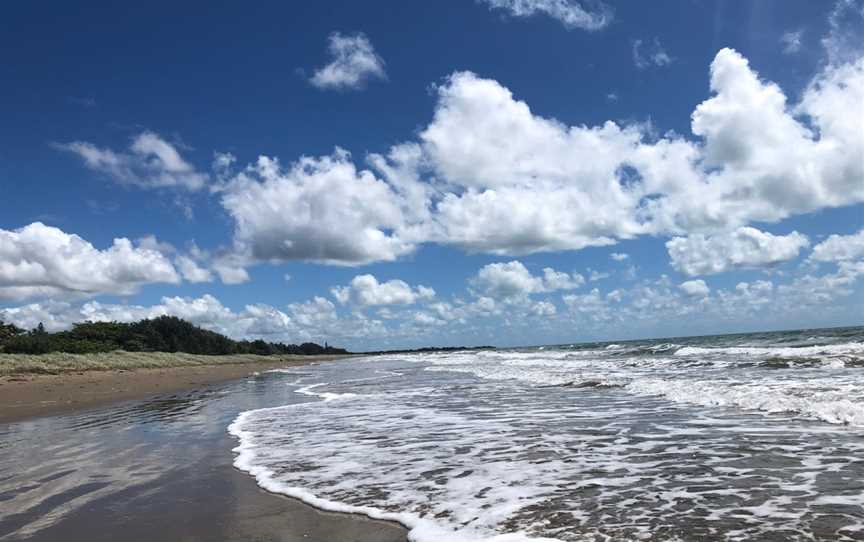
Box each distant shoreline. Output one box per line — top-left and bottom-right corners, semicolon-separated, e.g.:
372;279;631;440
0;352;353;423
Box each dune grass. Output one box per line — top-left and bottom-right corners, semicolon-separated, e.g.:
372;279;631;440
0;351;311;377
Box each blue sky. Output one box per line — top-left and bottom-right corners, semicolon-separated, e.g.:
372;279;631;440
1;0;862;350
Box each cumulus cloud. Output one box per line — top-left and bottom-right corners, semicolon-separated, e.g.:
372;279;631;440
135;237;215;284
666;227;809;276
562;262;862;338
414;47;860;252
217;43;863;268
0;292;394;346
810;229;864;262
0;222;180;301
210;251;251;285
780;260;864;305
479;0;612;30
55;132;207;191
287;296;339;329
417;71;651;255
2;256;861;349
610;252;629;262
175;255;213;283
679;279;710;297
682;49;864;228
331;274;435;306
530;300;557;316
310;32;386;91
472;260;583;298
632;38;673;69
221;150;415;266
563;288;611;321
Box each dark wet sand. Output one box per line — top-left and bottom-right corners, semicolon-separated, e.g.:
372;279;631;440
8;436;408;542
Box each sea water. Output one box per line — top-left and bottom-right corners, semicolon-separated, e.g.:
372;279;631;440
230;327;864;541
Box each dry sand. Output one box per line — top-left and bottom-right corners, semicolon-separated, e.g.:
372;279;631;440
0;354;348;423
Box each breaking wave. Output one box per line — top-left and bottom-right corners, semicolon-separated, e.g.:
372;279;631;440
230;327;864;541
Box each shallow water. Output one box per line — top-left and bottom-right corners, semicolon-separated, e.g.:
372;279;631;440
230;327;864;541
0;369;357;541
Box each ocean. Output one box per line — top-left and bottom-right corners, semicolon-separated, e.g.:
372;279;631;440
1;326;862;541
231;326;864;541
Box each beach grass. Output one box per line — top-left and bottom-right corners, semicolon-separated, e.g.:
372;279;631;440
0;351;306;377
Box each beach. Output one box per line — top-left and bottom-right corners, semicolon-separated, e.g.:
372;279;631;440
0;353;352;423
2;328;863;541
0;354;408;542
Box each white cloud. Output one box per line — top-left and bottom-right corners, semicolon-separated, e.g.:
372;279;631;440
288;296;339;329
563;288;612;321
136;235;176;255
679;279;710;297
2;253;862;349
681;49;864;228
779;260;864;306
632;38;673;69
310;32;386;91
411;311;447;327
221;150;415;266
410;52;858;254
0;222;180;301
472;260;583;298
212;151;237;177
479;0;612;30
331;274;435;306
175;255;214;283
666;227;809;276
216;42;863;268
288;295;391;342
530;300;557;316
0;294;292;338
210;251;251;285
589;269;610;281
810;229;864;262
417;71;651;255
823;0;864;65
56;132;207;191
610;252;629;262
0;293;390;346
781;30;804;54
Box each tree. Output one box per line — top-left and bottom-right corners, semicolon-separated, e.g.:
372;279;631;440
0;315;348;356
0;320;25;349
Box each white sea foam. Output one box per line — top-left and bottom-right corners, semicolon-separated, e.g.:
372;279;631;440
624;378;864;426
230;401;566;542
230;333;864;541
674;341;864;359
423;344;864;426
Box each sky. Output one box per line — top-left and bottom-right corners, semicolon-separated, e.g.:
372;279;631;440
0;0;862;350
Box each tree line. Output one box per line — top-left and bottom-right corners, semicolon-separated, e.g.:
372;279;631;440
0;316;348;356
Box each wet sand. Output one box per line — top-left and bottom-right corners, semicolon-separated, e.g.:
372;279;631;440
0;359;409;542
4;428;408;542
0;355;350;423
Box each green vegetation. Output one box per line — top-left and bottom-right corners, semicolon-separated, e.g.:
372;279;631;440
0;316;347;357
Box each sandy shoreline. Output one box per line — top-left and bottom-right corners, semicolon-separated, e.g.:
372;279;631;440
0;354;410;541
0;354;350;423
